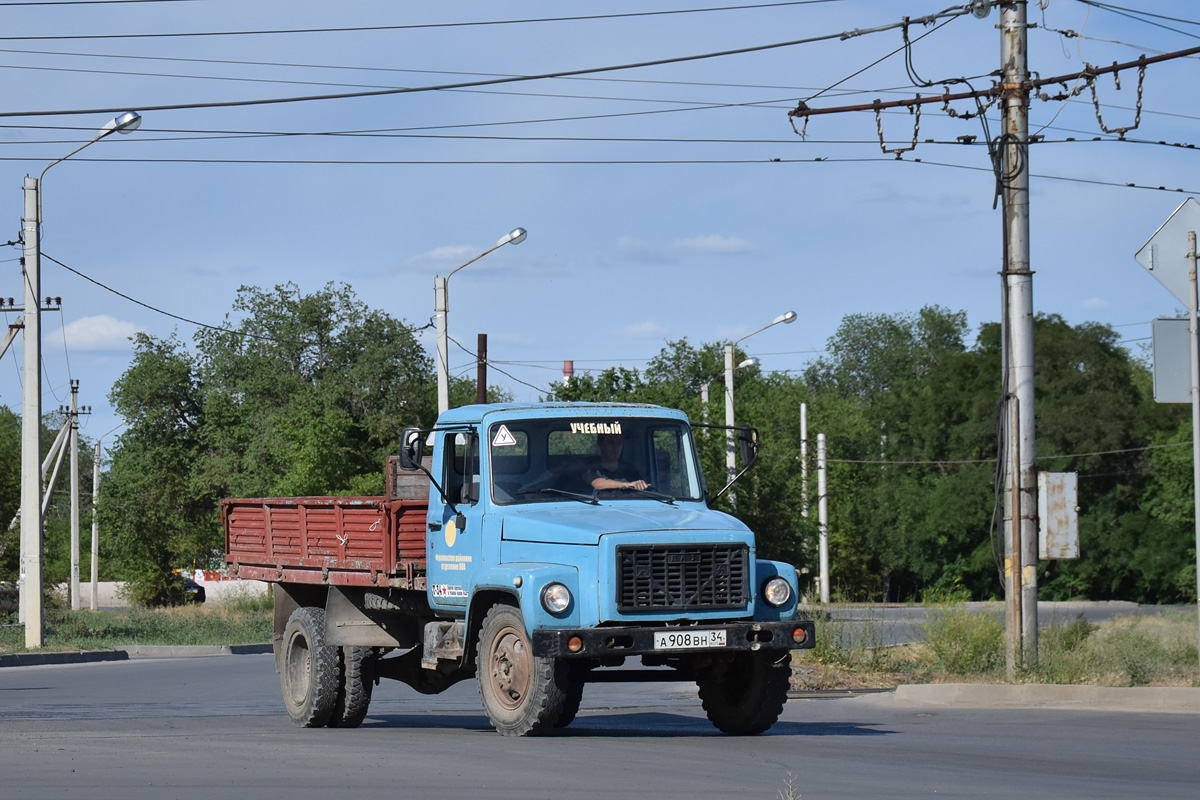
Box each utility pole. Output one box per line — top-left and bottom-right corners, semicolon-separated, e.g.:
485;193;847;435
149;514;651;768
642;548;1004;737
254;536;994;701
817;432;830;603
723;343;737;508
476;333;488;404
20;175;43;648
91;438;101;611
69;380;80;610
1000;0;1038;672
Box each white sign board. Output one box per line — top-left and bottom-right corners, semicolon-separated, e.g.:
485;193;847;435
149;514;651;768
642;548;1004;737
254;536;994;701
1135;197;1200;307
1038;472;1079;560
1152;318;1193;403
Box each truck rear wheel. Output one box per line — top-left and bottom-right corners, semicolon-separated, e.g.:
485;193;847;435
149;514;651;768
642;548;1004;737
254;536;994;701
328;646;374;728
696;650;791;735
281;607;338;728
477;603;568;736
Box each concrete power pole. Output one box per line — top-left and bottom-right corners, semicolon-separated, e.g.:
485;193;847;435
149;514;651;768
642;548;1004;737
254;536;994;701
1000;0;1038;673
69;380;81;611
19;176;43;648
91;438;101;611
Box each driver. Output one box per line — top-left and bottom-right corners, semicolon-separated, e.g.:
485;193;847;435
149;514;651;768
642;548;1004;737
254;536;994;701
584;432;650;491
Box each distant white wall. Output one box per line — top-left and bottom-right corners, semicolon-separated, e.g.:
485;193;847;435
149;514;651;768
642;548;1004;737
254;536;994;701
51;580;270;608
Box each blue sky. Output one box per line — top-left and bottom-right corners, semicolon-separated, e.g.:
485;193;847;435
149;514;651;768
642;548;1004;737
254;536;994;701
0;0;1197;444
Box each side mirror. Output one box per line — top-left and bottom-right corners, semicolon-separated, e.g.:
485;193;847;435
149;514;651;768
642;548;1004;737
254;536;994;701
738;427;760;469
399;427;423;470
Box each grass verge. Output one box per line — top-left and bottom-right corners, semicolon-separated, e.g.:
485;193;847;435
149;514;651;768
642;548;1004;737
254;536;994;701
794;604;1199;689
0;602;271;655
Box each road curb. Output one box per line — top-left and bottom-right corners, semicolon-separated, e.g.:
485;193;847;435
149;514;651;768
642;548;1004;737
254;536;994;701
115;644;272;658
0;643;271;668
890;682;1200;713
0;650;130;668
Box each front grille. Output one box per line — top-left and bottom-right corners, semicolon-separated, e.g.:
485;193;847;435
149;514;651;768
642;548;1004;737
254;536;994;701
616;544;749;612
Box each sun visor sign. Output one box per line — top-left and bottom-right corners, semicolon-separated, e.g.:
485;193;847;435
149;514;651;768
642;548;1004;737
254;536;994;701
568;421;623;435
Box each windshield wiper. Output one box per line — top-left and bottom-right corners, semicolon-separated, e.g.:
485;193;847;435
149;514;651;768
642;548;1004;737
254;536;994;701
516;487;599;505
624;488;676;505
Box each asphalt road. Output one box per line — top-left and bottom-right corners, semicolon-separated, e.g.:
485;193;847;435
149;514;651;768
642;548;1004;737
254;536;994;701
1;654;1197;799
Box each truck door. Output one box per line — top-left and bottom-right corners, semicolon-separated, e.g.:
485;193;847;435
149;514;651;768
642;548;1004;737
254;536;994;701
427;431;483;610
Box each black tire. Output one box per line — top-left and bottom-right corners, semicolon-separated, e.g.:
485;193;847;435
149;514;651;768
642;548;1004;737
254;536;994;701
554;671;587;729
696;650;791;735
328;646;375;728
280;606;339;728
476;603;569;736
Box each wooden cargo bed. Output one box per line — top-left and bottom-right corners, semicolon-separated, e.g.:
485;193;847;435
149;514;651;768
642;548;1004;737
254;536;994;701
223;494;429;589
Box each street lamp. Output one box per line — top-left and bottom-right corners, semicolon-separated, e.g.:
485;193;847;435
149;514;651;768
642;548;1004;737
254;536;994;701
723;311;796;509
434;227;526;414
19;111;141;647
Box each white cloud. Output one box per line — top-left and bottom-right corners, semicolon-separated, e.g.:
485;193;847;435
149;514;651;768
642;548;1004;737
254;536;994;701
56;316;141;352
1081;297;1109;310
715;324;749;340
615;236;672;263
672;234;755;255
410;244;479;265
619;320;668;338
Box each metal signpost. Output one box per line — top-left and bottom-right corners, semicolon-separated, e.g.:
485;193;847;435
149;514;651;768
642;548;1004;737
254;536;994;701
1135;197;1200;670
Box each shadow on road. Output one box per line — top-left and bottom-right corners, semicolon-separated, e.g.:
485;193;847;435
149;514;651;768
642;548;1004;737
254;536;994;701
365;711;895;738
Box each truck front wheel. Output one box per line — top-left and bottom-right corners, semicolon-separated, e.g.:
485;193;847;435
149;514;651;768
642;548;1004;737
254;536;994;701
476;603;569;736
280;606;338;728
696;650;792;735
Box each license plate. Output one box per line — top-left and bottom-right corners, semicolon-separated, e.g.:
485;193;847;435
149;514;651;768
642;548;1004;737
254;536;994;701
653;629;727;650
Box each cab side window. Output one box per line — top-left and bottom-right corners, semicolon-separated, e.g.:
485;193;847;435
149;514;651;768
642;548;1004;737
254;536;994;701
444;432;480;504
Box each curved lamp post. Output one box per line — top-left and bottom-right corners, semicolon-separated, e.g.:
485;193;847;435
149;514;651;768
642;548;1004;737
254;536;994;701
20;111;141;647
723;311;796;509
434;227;526;414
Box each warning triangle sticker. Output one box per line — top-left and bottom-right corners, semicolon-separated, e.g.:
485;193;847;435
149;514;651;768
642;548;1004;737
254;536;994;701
492;425;517;447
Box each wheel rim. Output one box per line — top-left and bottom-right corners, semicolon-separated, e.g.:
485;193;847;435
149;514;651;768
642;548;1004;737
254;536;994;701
285;631;311;706
488;624;531;711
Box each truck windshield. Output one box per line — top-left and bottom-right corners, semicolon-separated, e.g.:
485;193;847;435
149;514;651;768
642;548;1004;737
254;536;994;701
488;417;704;505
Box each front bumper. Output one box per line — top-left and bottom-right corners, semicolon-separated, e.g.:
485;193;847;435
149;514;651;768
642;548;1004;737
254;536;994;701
531;619;815;659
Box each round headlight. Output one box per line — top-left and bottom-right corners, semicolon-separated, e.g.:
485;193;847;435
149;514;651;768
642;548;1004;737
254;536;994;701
762;576;793;608
541;582;572;614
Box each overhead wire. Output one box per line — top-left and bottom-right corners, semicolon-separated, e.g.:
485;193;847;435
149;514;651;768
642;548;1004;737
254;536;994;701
1072;0;1200;39
0;45;993;101
447;333;551;396
1;153;1194;196
40;251;431;347
0;5;977;119
0;2;854;41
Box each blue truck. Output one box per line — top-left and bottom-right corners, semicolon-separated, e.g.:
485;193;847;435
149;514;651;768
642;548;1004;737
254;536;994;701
224;402;814;736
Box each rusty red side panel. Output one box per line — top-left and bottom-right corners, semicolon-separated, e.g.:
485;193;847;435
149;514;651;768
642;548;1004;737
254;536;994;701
223;496;429;587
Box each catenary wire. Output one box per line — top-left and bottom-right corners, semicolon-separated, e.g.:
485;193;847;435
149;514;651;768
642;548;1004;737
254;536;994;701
0;45;992;100
0;1;865;42
0;5;976;118
3;154;1197;196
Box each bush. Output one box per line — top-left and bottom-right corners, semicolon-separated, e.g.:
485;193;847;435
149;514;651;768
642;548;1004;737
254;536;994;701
217;582;272;613
1028;614;1094;684
919;593;1004;676
1089;618;1170;687
118;570;187;608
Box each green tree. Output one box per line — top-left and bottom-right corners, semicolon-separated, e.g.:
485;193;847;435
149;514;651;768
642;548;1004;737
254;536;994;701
0;404;21;579
100;283;435;600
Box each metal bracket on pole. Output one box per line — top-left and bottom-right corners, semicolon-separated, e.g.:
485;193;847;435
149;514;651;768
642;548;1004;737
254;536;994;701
0;317;22;360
